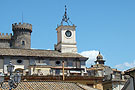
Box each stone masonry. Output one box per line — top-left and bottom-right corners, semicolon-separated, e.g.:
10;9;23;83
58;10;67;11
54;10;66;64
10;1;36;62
0;22;32;49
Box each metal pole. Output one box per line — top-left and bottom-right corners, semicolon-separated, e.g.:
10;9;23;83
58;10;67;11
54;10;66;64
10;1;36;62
62;61;65;80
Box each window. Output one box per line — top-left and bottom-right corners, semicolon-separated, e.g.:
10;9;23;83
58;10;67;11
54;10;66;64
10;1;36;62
37;69;41;73
68;61;73;67
55;69;60;75
10;42;12;47
22;41;25;45
17;60;23;64
30;59;35;65
81;61;85;66
43;60;49;65
55;61;61;66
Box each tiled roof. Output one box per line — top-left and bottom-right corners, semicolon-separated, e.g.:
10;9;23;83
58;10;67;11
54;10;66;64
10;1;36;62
0;48;87;59
112;69;121;72
0;81;98;90
125;67;135;73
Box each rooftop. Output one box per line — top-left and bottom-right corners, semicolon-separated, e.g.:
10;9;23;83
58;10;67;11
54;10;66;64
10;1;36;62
0;81;98;90
125;67;135;73
0;48;87;59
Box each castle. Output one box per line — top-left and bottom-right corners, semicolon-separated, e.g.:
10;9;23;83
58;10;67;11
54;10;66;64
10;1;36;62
0;6;88;76
0;23;32;49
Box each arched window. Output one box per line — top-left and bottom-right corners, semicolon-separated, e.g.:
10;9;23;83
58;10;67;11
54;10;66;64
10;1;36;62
22;41;25;45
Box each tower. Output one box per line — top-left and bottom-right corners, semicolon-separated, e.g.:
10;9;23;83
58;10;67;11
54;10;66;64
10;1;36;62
95;52;105;65
11;22;32;49
55;6;77;53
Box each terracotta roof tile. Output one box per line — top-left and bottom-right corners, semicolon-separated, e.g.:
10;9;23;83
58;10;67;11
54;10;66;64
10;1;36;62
0;81;86;90
112;69;121;72
125;67;135;73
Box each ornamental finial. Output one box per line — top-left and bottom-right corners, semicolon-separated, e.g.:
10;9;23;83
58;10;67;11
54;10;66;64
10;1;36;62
61;5;73;25
99;51;100;54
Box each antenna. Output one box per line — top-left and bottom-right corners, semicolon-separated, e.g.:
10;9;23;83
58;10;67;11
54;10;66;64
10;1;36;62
22;12;23;23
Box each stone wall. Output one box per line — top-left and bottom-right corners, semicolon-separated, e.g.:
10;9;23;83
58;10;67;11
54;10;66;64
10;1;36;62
0;40;10;48
11;22;32;49
12;30;31;49
0;33;12;48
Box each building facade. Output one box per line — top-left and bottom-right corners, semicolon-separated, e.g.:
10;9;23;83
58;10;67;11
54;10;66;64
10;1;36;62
122;67;135;90
0;6;88;76
87;52;126;90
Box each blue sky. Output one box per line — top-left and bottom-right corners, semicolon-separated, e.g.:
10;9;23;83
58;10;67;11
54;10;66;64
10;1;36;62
0;0;135;70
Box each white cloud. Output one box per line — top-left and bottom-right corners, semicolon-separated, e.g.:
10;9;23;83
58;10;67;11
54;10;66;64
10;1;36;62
80;50;135;71
80;50;99;68
115;61;135;71
31;48;51;50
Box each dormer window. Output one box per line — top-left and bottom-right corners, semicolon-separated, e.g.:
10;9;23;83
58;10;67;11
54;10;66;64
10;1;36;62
22;41;25;45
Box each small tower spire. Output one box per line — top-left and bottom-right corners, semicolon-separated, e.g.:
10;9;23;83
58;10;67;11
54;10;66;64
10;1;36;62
95;51;105;65
61;5;73;25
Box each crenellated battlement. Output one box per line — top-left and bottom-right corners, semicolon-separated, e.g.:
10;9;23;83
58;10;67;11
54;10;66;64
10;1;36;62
12;22;32;32
0;33;12;39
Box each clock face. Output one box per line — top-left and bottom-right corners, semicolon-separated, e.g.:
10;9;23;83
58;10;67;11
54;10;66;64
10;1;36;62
65;30;72;37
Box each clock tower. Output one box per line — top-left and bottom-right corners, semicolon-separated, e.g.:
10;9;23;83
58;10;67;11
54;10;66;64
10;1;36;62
55;6;77;53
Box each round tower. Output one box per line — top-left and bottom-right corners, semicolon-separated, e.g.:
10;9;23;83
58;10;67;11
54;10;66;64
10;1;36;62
11;22;32;49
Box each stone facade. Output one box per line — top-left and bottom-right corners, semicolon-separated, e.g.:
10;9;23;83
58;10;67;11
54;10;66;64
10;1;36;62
11;23;32;49
0;48;87;76
55;25;77;53
0;33;12;48
122;68;135;90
